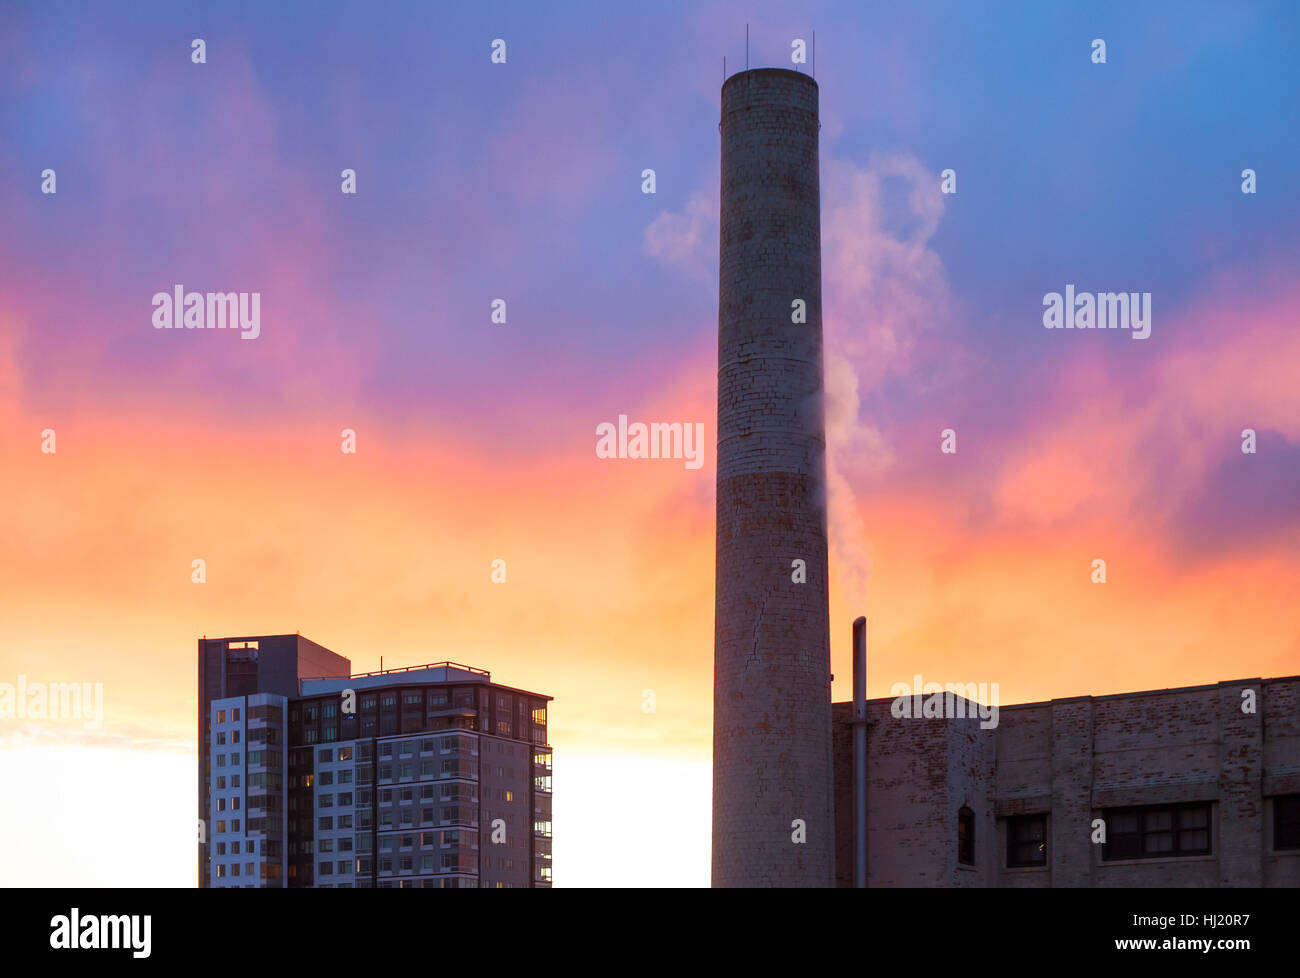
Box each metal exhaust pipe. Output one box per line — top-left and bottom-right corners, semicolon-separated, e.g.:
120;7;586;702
852;615;867;888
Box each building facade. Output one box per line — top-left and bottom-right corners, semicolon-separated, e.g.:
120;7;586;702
832;675;1300;886
199;635;552;888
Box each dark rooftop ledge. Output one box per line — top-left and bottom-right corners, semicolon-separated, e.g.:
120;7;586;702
301;660;490;683
722;66;818;91
833;674;1297;713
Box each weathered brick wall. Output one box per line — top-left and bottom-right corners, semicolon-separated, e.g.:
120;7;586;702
994;704;1053;887
947;714;997;887
862;701;950;886
1263;677;1300;885
1217;680;1264;886
1089;688;1219;887
831;701;855;887
832;700;990;886
1048;699;1096;886
713;68;833;887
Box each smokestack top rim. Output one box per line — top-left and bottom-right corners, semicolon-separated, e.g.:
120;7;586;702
721;66;819;94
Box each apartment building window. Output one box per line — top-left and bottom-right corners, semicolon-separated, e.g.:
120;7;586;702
338;746;353;761
957;807;975;865
318;749;333;763
1007;814;1047;867
1103;803;1211;860
1274;795;1300;850
232;708;240;721
217;732;226;745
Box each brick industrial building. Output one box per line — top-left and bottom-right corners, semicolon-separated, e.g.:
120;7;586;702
198;634;552;888
709;67;1298;888
830;675;1300;887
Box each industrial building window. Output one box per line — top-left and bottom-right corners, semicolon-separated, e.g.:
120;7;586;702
1275;795;1300;850
957;807;975;865
1008;815;1048;867
1103;803;1211;860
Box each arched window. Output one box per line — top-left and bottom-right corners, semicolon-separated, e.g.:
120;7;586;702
958;806;975;865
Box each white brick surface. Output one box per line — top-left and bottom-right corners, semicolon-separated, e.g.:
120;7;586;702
713;69;833;888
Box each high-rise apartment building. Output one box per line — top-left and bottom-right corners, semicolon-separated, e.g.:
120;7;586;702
198;635;552;888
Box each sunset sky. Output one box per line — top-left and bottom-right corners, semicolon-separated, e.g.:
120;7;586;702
1;0;1298;887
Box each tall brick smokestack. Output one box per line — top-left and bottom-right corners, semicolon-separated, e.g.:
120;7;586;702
713;68;833;887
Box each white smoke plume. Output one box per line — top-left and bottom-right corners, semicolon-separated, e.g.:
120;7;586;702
821;152;954;609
